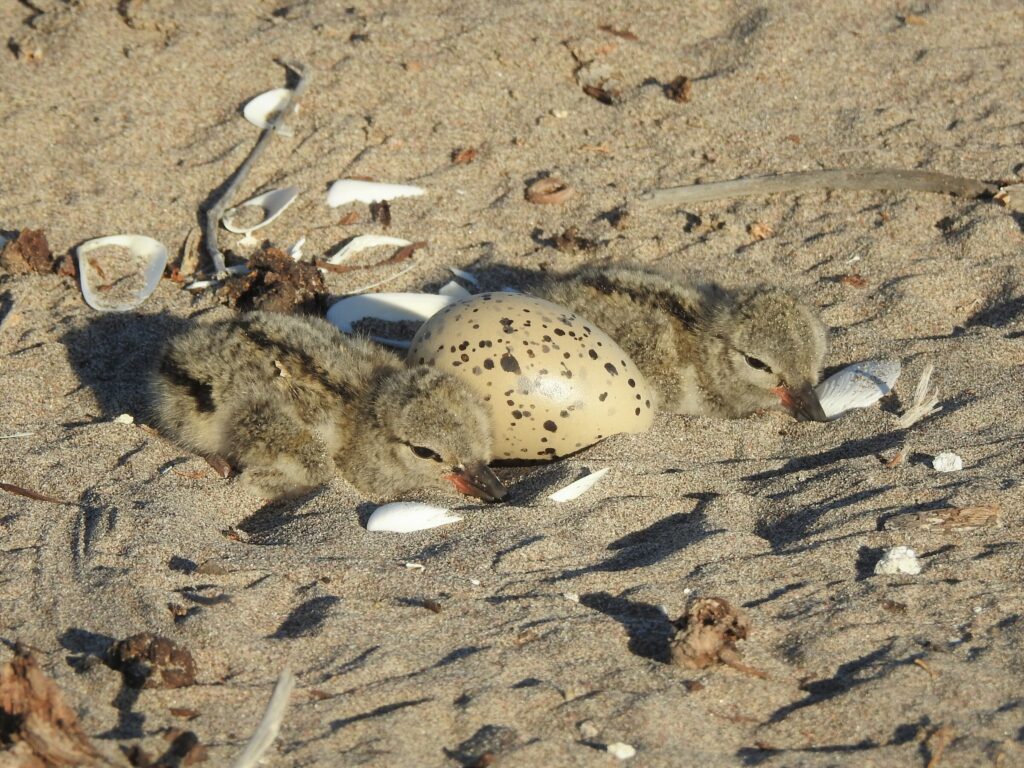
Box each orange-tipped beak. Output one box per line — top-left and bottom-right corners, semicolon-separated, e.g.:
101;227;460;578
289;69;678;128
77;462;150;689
772;383;828;422
446;463;507;503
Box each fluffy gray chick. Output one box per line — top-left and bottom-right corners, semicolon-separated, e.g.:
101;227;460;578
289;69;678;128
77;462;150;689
150;311;506;502
536;265;828;420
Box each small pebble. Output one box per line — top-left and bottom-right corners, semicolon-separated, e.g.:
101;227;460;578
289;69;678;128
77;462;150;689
114;413;135;425
875;546;922;576
578;720;599;739
932;452;963;472
607;742;636;760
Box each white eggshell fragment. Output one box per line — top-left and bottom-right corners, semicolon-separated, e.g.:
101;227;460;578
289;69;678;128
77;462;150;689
932;452;963;472
243;88;297;135
815;359;901;420
607;742;636;760
326;179;426;207
325;235;412;265
327;293;453;332
448;266;479;285
874;545;922;576
366;502;462;532
76;234;168;312
548;468;610;502
222;187;300;235
408;293;655;460
438;280;473;300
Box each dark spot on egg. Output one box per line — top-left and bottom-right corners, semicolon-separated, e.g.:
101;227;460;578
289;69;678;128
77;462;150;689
560;410;569;418
645;399;651;408
506;399;515;406
483;358;494;370
460;353;469;362
543;420;557;432
512;410;523;419
588;349;598;360
554;328;565;336
604;362;618;376
635;407;641;415
459;341;469;351
500;353;521;374
472;366;482;375
627;378;636;387
563;352;571;359
599;392;608;401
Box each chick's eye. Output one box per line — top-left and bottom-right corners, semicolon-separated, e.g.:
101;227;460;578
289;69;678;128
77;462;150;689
743;354;773;373
410;445;443;462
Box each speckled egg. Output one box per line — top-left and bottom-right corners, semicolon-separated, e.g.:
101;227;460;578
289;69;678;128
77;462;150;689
408;292;654;460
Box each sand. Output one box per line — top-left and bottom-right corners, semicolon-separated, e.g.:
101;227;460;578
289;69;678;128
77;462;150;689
2;1;1023;765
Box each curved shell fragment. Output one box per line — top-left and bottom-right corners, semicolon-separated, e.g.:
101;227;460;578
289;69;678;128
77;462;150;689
76;234;168;312
438;280;473;300
326;292;455;348
548;468;609;502
326;179;426;208
243;88;297;135
815;359;901;420
223;187;300;235
325;234;412;265
366;502;462;532
932;452;963;472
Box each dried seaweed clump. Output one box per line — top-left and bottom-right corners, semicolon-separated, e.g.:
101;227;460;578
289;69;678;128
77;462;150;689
0;230;54;275
218;247;326;314
670;597;764;677
106;633;197;689
0;648;113;766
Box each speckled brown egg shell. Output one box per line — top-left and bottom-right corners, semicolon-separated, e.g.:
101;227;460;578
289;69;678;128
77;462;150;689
408;292;655;460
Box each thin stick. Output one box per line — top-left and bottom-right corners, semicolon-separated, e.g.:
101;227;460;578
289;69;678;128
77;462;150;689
638;168;999;207
204;63;311;278
232;667;296;768
898;363;941;429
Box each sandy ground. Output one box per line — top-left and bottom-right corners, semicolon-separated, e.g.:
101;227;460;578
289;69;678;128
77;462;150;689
2;0;1024;765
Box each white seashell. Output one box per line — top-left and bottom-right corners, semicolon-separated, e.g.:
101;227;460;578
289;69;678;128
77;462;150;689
448;266;479;285
243;88;297;136
366;502;462;533
287;236;306;261
325;234;412;265
404;561;425;571
438;280;473;300
76;234;168;312
223;187;300;239
326;179;426;208
815;359;901;420
607;742;636;760
874;545;921;576
113;413;134;425
932;452;963;472
548;468;610;502
326;292;455;348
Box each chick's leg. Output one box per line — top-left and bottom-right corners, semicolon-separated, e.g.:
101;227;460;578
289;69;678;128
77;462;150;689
227;398;334;500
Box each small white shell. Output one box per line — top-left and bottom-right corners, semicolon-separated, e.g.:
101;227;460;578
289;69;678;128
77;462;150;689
448;266;479;285
815;359;901;420
326;179;425;208
325;234;412;265
113;413;134;425
76;234;168;312
243;88;297;135
932;452;963;472
223;187;300;239
327;292;453;332
366;502;462;532
438;280;473;300
287;236;306;261
548;468;609;502
606;743;636;760
874;545;921;576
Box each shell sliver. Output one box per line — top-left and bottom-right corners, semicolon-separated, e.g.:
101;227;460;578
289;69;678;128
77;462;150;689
222;187;300;241
408;292;655;460
815;359;901;420
76;234;168;312
243;88;297;136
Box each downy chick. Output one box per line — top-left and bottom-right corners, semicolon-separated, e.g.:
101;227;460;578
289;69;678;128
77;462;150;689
150;311;506;502
536;265;828;420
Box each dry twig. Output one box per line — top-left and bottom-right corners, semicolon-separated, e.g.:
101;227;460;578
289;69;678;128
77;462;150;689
232;667;296;768
898;363;942;428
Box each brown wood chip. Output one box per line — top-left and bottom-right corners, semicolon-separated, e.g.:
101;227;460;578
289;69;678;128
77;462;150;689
665;75;692;102
884;505;1001;532
0;482;65;504
452;147;479;164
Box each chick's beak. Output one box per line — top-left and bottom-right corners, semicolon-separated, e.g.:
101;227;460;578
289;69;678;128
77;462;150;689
772;382;828;422
446;463;507;503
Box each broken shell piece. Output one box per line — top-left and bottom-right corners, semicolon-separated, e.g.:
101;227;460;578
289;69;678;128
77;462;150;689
326;292;454;347
525;177;575;205
222;187;300;245
815;359;901;420
932;452;963;472
606;743;636;760
548;468;609;502
438;280;473;300
448;266;479;286
874;545;921;576
76;234;168;312
326;179;425;208
366;502;462;533
113;414;135;425
288;236;306;261
243;88;297;136
324;235;412;266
